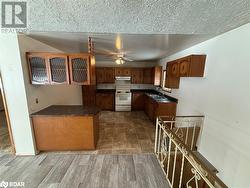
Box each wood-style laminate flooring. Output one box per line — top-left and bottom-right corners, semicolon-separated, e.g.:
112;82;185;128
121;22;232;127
0;110;12;153
0;153;169;188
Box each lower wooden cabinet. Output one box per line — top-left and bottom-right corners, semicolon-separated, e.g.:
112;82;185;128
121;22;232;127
82;85;96;106
96;92;114;111
144;94;177;122
132;92;145;110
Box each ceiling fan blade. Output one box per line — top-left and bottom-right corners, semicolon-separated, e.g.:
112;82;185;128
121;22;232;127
122;56;134;62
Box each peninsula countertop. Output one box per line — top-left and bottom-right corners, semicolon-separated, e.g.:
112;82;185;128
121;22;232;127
31;105;101;117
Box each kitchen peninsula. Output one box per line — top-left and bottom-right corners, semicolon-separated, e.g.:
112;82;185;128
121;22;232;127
31;105;100;151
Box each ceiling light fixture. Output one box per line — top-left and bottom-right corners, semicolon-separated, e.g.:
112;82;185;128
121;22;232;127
115;57;125;65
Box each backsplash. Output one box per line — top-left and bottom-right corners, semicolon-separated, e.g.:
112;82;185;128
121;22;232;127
97;84;155;90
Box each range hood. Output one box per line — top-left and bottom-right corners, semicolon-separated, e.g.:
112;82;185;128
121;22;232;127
115;76;131;81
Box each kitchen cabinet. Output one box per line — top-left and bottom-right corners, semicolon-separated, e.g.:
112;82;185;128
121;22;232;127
27;52;94;85
115;68;131;76
131;68;144;84
68;54;90;85
27;52;50;85
164;54;206;88
168;60;179;77
82;85;96;106
48;54;69;84
166;55;206;78
96;67;114;83
152;66;162;86
96;68;105;83
144;94;177;122
143;68;153;84
104;68;115;83
178;55;206;77
132;92;145;110
31;105;100;151
165;64;180;89
96;92;114;111
144;96;156;121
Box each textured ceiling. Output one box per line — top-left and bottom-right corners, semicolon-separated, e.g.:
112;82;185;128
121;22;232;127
28;33;214;61
25;0;250;34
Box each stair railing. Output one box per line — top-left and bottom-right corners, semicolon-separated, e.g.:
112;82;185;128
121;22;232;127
154;116;228;188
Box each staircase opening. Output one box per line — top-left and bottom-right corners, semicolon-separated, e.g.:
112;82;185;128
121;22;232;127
155;116;228;188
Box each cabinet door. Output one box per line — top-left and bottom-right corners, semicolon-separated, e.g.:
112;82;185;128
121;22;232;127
143;68;153;84
96;68;105;84
104;68;115;83
115;68;123;76
104;94;114;110
131;68;143;84
168;61;179;77
132;92;144;110
95;93;103;109
179;57;190;77
27;53;50;85
153;66;162;86
165;66;180;89
68;54;90;85
82;85;96;106
122;68;131;76
48;55;69;84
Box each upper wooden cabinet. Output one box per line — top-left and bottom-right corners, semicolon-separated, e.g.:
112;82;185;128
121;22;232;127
165;55;206;88
131;68;144;84
152;66;162;86
68;54;90;85
168;60;179;77
143;68;153;84
167;55;206;78
48;54;69;84
27;53;50;85
165;66;180;89
96;67;114;84
178;55;206;77
104;68;115;83
27;52;95;85
115;67;131;76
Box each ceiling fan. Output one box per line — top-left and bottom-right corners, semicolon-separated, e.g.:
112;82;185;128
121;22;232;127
91;36;135;64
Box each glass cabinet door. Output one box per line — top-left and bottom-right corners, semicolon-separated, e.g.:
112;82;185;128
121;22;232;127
68;54;90;85
27;53;49;84
48;55;69;84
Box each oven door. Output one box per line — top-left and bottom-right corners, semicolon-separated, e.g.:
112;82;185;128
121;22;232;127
115;92;131;105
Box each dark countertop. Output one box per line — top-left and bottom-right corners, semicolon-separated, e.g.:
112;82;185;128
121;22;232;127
31;105;101;117
132;89;178;103
96;89;115;93
96;88;178;103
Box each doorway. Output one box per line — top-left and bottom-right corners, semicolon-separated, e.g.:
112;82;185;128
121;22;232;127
0;75;15;154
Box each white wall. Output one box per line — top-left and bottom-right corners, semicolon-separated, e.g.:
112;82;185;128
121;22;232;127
18;35;82;113
0;34;36;155
158;23;250;188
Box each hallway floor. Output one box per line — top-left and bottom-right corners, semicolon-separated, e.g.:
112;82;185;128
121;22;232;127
0;153;169;188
